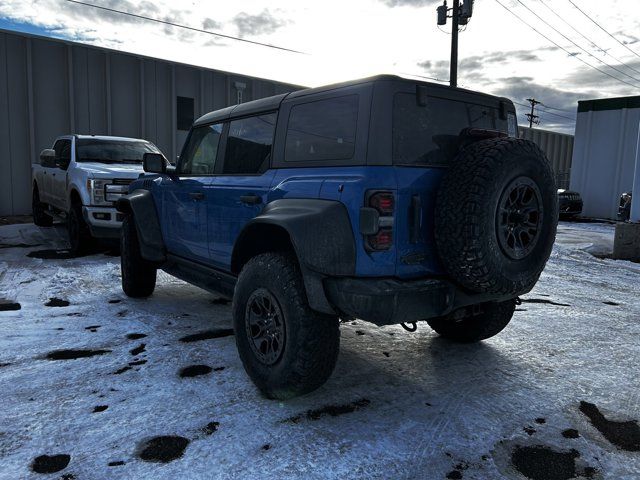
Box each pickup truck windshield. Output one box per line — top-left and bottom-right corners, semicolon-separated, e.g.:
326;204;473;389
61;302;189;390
76;139;159;164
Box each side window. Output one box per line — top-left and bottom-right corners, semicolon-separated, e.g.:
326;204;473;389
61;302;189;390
223;113;276;174
178;123;223;175
53;139;71;169
285;95;358;163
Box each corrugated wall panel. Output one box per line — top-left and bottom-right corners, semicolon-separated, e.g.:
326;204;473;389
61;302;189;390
0;34;13;214
518;126;574;189
110;53;141;137
6;35;31;214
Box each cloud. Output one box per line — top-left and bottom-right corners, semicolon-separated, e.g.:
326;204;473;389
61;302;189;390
202;18;222;30
232;9;288;37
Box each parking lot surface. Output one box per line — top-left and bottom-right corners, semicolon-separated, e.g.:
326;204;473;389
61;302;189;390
0;221;638;479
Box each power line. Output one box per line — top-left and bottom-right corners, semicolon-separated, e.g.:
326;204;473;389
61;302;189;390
62;0;308;55
514;0;640;85
538;0;640;78
513;101;576;122
492;0;640;90
566;0;640;61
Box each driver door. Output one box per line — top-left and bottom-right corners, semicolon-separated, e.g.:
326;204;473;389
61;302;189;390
51;138;71;210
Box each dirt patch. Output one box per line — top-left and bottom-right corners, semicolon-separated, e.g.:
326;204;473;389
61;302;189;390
511;445;579;480
126;333;147;340
261;444;271;451
211;297;230;305
382;351;390;357
0;242;42;249
446;470;462;480
116;310;128;317
179;329;234;343
355;330;365;336
521;298;571;307
180;365;212;378
129;360;147;367
138;436;190;463
108;461;125;467
130;344;145;356
93;405;108;413
286;398;370;423
602;301;620;306
202;422;219;435
562;429;580;439
31;454;71;473
535;418;546;424
524;426;536;436
213;366;225;372
113;366;132;375
46;349;110;360
579;401;640;451
108;299;122;304
0;301;21;311
45;298;70;307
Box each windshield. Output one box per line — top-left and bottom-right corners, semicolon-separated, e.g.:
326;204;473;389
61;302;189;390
75;139;159;164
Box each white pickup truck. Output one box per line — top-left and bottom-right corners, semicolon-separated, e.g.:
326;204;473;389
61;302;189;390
32;135;163;254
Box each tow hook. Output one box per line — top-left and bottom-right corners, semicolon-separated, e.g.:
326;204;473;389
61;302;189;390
401;322;417;332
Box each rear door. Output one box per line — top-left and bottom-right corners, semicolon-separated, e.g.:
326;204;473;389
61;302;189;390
207;112;277;270
160;123;223;262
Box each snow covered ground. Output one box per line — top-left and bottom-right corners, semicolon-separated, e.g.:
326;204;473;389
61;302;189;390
0;221;638;480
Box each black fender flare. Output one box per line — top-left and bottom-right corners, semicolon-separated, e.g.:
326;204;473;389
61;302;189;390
232;199;356;314
116;189;166;263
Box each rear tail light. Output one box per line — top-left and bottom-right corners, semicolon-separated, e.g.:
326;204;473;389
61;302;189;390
364;191;395;251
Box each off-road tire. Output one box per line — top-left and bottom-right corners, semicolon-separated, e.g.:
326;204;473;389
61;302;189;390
427;299;517;343
121;215;157;298
32;186;53;227
233;252;340;399
68;203;93;255
435;138;558;295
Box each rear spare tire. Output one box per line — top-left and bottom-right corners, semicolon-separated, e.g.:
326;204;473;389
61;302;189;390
435;138;557;295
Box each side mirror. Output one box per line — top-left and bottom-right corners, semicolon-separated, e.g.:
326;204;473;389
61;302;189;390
39;149;56;168
143;152;167;174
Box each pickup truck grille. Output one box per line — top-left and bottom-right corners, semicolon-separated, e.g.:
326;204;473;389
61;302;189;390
105;179;135;202
112;178;134;186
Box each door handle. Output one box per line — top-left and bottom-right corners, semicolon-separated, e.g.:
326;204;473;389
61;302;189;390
189;192;205;200
240;194;261;205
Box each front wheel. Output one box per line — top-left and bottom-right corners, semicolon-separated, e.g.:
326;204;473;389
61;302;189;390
426;299;517;343
68;204;93;255
121;215;156;298
233;253;340;399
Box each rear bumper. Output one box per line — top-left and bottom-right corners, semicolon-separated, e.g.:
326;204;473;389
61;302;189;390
324;276;515;326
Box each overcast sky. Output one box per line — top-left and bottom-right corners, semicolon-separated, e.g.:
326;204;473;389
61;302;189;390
1;0;639;133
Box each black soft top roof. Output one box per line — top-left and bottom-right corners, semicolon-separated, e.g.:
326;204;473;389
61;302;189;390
193;75;512;127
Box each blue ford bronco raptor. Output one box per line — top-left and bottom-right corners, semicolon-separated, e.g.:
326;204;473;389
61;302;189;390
117;75;558;399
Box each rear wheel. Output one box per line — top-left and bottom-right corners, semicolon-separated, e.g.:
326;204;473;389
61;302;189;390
68;203;93;255
233;252;340;399
121;215;156;298
427;299;517;343
32;186;52;227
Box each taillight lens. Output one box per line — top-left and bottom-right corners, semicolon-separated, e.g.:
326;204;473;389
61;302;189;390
369;192;394;214
365;191;394;251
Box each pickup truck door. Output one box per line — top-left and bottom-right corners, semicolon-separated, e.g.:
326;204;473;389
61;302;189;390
159;123;223;263
51;138;72;210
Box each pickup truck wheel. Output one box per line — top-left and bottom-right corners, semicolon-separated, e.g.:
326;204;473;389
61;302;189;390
233;252;340;400
426;299;516;343
68;204;93;255
435;138;558;295
32;187;52;227
121;215;156;298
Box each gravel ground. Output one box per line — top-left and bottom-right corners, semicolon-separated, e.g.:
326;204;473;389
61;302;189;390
0;221;638;480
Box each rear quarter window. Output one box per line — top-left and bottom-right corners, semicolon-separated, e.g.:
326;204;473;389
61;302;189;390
393;93;503;167
285;95;358;163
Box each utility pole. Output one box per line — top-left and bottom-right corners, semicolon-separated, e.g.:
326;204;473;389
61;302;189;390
525;98;541;128
437;0;473;88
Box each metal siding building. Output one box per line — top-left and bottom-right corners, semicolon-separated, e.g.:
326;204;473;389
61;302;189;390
570;96;640;219
518;126;574;190
0;29;301;215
